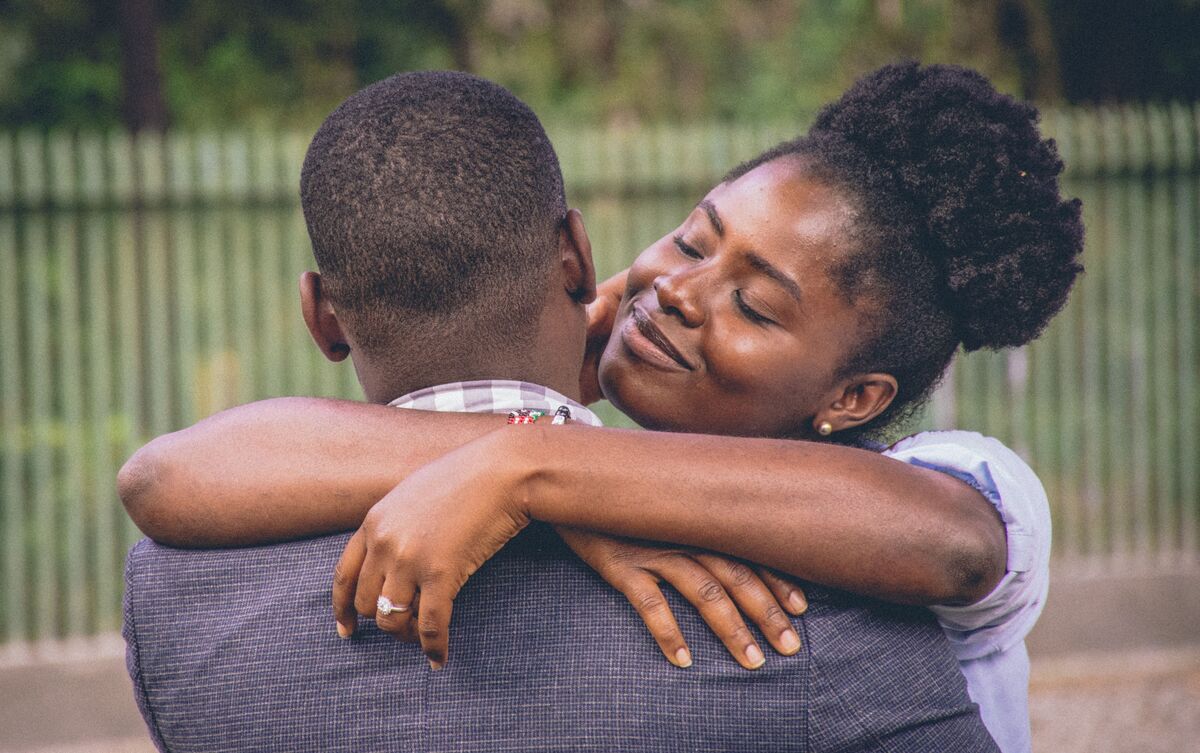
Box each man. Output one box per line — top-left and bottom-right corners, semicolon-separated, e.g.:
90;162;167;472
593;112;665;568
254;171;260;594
121;71;998;752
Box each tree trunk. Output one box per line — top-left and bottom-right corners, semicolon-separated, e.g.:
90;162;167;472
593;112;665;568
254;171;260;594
117;0;169;132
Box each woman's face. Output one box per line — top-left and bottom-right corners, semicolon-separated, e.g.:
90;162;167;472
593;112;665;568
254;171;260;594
598;159;868;437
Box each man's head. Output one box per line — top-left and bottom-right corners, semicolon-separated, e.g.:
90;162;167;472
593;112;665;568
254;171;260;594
298;71;595;402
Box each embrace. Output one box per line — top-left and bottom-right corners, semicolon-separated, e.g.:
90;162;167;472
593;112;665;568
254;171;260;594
120;63;1082;753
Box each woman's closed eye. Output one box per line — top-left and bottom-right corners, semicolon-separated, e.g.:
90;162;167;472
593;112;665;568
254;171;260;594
673;235;703;259
734;290;776;326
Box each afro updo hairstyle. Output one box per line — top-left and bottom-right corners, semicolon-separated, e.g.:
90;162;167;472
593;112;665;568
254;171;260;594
726;61;1085;442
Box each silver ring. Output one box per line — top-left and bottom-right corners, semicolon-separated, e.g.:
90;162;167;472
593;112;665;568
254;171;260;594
376;595;409;616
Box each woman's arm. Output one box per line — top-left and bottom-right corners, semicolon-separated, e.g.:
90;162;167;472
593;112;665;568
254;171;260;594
117;397;506;547
514;425;1007;606
335;424;1008;667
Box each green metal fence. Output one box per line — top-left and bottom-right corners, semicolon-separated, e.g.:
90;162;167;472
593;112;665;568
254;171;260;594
0;106;1198;647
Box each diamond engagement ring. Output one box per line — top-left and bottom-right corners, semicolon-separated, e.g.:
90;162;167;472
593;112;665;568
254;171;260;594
376;596;409;616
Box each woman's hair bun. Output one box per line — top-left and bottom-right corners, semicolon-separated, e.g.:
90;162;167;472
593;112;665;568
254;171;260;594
809;61;1084;351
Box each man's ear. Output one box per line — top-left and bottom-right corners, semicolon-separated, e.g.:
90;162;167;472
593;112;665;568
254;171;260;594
560;208;597;305
299;271;351;363
813;373;898;435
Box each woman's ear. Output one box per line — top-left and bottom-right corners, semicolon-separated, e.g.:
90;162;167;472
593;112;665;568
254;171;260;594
813;373;898;435
299;271;352;362
560;208;597;305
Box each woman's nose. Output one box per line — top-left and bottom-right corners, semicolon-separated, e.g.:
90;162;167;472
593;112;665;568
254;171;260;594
653;270;705;326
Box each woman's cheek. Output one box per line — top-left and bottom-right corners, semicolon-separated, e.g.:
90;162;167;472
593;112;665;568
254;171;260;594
704;329;772;389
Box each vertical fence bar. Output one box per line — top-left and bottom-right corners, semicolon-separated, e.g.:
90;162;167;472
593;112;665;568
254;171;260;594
172;201;200;427
1102;109;1132;563
1125;110;1154;564
252;131;286;400
1148;116;1178;562
169;133;199;428
17;132;52;640
1076;178;1105;560
990;350;1014;445
83;209;119;633
0;132;14;208
143;208;174;437
1175;127;1199;565
279;132;312;396
286;204;317;397
52;208;89;640
77;129;119;631
0;213;27;644
225;132;260;402
195;132;232;416
24;214;59;640
1026;336;1056;546
140;132;174;444
228;208;258;403
1055;264;1084;562
256;205;286;399
112;131;146;548
198;203;230;417
48;132;77;208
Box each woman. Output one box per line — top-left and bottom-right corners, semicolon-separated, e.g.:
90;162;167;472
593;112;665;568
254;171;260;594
121;63;1083;753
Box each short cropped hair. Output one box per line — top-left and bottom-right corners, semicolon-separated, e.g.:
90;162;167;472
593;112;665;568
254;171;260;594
300;71;567;360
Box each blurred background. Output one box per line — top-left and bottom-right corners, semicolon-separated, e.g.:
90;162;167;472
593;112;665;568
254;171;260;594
0;1;1197;751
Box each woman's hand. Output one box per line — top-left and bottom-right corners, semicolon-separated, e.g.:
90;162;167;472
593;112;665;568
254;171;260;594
579;269;628;405
330;439;531;669
556;526;807;670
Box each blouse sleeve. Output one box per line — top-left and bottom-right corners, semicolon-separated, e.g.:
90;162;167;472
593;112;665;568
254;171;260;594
883;430;1052;660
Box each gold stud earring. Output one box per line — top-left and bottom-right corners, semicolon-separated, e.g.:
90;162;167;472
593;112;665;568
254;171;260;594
817;421;833;436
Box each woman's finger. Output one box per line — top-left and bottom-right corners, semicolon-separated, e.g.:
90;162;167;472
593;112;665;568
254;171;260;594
692;553;802;658
414;577;457;670
614;572;693;668
756;566;808;616
373;573;417;643
352;547;387;619
332;529;366;638
655;555;766;670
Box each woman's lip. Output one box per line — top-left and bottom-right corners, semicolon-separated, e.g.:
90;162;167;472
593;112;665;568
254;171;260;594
620;309;693;371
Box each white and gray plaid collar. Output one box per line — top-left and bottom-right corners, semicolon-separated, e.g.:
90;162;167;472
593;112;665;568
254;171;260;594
388;379;603;427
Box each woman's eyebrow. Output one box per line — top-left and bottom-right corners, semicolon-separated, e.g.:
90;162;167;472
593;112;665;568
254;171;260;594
745;251;803;304
698;200;724;236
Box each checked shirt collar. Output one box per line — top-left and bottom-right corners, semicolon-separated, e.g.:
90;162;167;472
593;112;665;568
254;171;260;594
388;379;602;427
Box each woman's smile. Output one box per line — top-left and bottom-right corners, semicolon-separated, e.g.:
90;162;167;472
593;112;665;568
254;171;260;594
620;304;695;372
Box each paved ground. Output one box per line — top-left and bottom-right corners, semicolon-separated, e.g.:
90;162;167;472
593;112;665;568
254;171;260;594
2;643;1197;752
1028;646;1200;753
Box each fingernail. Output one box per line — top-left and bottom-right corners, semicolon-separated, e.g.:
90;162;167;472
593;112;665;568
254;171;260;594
780;629;801;654
429;659;445;671
675;647;693;668
745;644;765;669
336;622;351;639
788;592;807;614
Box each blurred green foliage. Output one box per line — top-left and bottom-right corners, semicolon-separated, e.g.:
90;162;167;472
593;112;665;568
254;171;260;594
0;1;1198;129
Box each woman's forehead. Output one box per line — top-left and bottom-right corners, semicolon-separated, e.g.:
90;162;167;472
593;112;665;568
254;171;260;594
702;162;854;267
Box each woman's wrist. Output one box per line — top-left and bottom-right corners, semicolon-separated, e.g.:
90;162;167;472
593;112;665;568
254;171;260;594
490;420;590;527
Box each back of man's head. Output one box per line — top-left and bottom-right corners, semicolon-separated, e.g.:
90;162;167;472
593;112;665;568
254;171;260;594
300;71;567;368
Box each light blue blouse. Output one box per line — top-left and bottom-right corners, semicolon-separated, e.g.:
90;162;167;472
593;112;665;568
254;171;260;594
884;430;1052;753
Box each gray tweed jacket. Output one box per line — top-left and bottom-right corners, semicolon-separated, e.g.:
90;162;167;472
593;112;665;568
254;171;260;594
124;525;998;752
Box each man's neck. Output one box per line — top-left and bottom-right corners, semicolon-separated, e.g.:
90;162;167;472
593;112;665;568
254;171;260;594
357;353;582;406
352;290;588;405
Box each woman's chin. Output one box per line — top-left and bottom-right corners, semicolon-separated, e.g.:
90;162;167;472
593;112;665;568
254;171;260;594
598;362;681;432
600;366;696;431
